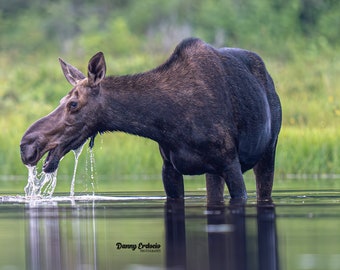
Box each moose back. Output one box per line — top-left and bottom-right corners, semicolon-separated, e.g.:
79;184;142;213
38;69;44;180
20;38;282;202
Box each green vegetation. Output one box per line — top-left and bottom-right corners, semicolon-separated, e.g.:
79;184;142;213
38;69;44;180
0;0;339;191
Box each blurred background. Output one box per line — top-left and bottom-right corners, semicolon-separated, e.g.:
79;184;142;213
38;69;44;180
0;0;339;193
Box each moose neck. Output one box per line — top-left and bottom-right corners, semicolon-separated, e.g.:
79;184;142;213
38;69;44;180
100;71;176;145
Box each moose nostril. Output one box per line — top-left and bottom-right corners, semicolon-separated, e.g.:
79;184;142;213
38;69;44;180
20;143;26;152
20;143;38;165
20;144;27;158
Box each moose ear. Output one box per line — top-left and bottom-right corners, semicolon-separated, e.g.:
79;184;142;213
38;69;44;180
88;52;106;86
59;58;86;86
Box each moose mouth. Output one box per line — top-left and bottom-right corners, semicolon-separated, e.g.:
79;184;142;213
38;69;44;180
43;148;62;173
42;135;96;173
21;143;70;173
21;134;97;173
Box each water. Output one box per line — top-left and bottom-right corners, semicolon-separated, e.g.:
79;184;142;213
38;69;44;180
70;142;86;196
1;189;340;270
24;141;88;198
24;165;58;197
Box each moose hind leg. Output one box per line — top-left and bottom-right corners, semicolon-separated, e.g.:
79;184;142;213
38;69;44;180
253;143;278;201
205;174;225;203
223;160;247;199
162;160;184;199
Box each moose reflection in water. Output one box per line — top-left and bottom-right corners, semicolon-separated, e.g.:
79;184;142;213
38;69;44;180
20;37;281;202
25;199;278;270
165;200;279;270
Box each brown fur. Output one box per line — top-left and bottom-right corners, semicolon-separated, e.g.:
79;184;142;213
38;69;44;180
20;38;281;202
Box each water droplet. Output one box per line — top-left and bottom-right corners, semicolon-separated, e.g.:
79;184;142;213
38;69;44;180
70;142;86;196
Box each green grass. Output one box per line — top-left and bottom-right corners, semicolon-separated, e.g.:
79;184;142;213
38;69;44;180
276;127;340;176
268;49;340;128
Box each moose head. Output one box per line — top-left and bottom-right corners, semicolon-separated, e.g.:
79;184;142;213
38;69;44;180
20;52;107;173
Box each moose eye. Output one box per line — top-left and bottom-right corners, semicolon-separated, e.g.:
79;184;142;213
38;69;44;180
68;101;78;111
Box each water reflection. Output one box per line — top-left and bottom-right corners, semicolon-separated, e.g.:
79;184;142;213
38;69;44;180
164;200;186;269
23;196;279;270
164;199;279;270
3;190;340;269
257;202;279;270
206;202;247;270
25;201;97;270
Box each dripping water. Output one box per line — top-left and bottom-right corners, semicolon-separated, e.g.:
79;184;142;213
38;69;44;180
89;134;97;195
86;147;97;195
24;136;97;198
24;165;58;197
70;142;86;196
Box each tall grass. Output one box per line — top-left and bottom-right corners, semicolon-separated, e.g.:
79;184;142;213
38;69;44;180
276;127;340;176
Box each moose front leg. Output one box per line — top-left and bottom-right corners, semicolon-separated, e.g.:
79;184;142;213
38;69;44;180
159;145;184;199
162;160;184;199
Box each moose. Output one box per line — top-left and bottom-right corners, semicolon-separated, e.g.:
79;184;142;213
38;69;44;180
20;38;281;202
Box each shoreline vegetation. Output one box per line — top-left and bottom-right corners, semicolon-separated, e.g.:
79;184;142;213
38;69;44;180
0;0;339;188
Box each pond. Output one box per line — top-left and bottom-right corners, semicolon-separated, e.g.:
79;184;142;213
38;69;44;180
1;186;340;270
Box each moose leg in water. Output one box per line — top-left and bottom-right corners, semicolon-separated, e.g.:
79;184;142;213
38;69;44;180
20;38;281;201
159;146;184;199
205;174;225;204
254;139;279;200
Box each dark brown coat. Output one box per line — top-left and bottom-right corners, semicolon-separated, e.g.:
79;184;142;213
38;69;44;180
20;38;281;202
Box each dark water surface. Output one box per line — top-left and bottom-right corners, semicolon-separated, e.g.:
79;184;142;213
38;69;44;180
1;190;340;270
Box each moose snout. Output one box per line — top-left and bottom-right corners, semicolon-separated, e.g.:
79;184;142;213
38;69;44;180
20;141;39;166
